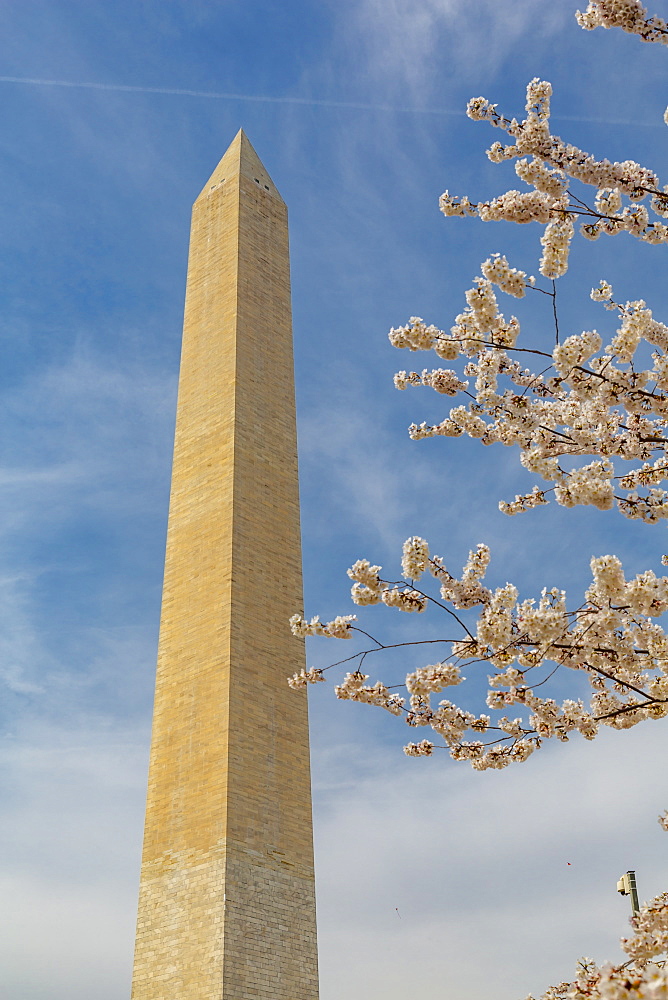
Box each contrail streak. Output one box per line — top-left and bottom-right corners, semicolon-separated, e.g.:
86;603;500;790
0;75;660;127
0;74;459;115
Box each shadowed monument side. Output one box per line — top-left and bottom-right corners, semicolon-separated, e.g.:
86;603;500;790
130;130;319;1000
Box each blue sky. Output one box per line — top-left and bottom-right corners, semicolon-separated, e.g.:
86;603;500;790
1;2;668;998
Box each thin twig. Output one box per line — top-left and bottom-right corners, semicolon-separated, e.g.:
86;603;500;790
551;279;560;345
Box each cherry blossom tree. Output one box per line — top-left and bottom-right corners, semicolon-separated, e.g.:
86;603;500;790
291;0;668;772
292;2;668;996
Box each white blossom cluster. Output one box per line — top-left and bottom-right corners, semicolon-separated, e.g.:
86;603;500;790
287;667;325;689
499;485;549;516
442;77;668;275
289;613;357;639
390;275;668;524
405;661;462;695
394;368;468;395
540;216;574;278
468;76;662;200
481;253;530;297
576;0;668;45
404;739;435;756
333;671;404;716
591;278;615;304
381;587;428;612
623;892;668;964
340;552;430;612
401;535;431;579
527;959;668;1000
292;540;668;769
389;315;460;359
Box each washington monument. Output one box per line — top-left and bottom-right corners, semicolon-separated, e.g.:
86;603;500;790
130;131;319;1000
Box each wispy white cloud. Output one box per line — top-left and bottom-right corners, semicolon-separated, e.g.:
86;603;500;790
0;720;147;1000
0;352;175;548
312;724;668;1000
3;703;665;1000
0;347;173;701
300;397;411;550
343;0;568;99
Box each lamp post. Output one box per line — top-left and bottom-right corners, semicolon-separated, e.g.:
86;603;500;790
617;871;640;916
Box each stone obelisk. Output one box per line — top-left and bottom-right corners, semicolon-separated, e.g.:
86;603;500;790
130;131;319;1000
